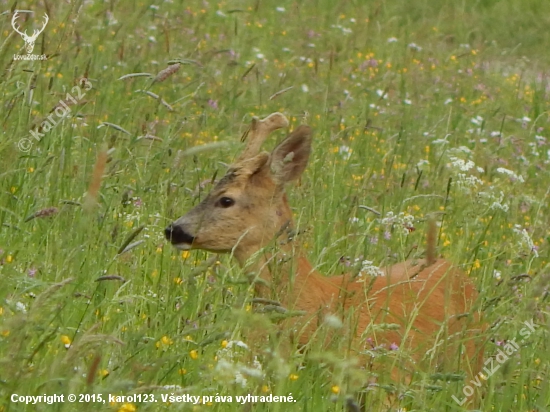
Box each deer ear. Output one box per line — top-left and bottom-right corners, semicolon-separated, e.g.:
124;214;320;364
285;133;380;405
233;152;270;177
270;125;312;184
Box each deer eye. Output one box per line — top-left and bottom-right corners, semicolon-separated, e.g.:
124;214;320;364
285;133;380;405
217;196;235;208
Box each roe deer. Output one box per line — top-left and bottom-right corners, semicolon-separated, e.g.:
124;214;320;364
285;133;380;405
165;112;484;379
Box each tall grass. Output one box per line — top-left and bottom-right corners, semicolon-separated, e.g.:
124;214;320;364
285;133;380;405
0;0;549;410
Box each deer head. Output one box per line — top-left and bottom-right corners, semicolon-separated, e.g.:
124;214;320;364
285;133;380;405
12;11;49;54
165;113;312;265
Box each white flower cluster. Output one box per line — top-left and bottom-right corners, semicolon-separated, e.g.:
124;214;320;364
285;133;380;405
455;173;484;191
495;167;525;183
512;225;539;257
380;211;415;235
449;157;477;172
478;190;509;212
357;260;385;279
447;156;484;193
331;24;353;35
215;340;264;388
338;145;352;160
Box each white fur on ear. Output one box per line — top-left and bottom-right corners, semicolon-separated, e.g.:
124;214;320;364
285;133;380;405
270;125;312;183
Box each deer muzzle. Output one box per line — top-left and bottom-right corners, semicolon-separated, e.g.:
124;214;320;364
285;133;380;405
164;223;195;249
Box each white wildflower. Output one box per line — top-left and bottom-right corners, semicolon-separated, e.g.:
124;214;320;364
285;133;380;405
16;302;27;313
387;37;398;43
227;340;249;350
338;145;352;160
449;156;476;172
471;116;483;126
324;314;343;328
455;173;483;191
380;211;414;235
380;211;396;225
252;357;263;371
408;42;422;51
163;385;184;390
215;341;264;388
357;260;385;279
496;167;525;183
301;84;309;93
376;89;387;99
491;201;509;213
234;372;247;387
457;146;473;154
512;225;538;257
481;190;509;212
416;159;430;169
331;24;352;35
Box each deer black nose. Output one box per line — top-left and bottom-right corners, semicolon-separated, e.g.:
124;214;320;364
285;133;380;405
164;224;195;245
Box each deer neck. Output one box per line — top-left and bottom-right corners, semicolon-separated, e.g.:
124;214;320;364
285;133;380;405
231;192;332;308
234;230;306;301
235;229;326;314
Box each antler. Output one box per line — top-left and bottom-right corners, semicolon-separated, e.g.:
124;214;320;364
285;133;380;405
236;112;289;162
11;11;48;40
11;11;27;37
32;13;49;38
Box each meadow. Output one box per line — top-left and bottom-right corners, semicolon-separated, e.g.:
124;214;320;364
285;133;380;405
0;0;549;410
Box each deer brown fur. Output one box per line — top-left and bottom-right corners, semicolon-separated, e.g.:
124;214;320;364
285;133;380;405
165;113;484;379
